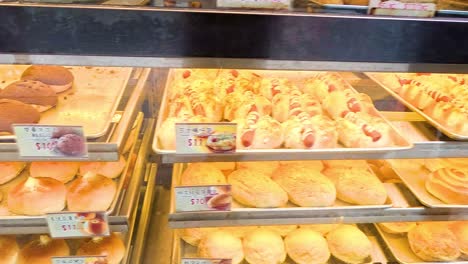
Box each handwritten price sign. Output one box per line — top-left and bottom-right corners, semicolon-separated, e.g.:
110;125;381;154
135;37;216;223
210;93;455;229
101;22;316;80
175;185;232;212
181;259;232;264
52;256;107;264
46;212;109;239
175;123;237;154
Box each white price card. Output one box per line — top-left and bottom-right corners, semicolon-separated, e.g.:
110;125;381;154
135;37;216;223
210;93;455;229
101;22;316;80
181;258;232;264
13;125;88;158
175;123;236;154
52;256;107;264
175;185;232;212
46;212;110;239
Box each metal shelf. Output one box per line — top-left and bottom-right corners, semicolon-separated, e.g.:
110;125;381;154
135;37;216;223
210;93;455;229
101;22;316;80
0;68;149;162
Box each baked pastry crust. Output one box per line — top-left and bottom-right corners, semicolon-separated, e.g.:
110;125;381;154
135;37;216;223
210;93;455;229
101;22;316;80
408;223;460;261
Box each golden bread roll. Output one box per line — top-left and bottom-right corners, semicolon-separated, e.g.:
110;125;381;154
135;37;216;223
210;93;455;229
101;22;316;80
235;112;284;149
228;169;288;208
408;223;460;261
378;222;417;234
0;236;18;264
21;65;74;93
180;228;218;246
326;225;372;264
272;165;336;207
282;114;338;149
220;226;258;238
223;91;271;121
0;99;40;133
260;225;297;237
425;168;468;204
236;161;280;177
79;156;126;179
180;163;226;186
279;160;324;171
77;233;125;264
29;162;79;183
17;235;69;264
210;162;236;176
324;168;387;205
67;172;117;211
198;230;244;264
243;229;286;264
425;158;468;172
449;221;468;259
8;177;66;215
285;229;330;264
258;77;293;100
299;224;340;235
271;89;322;123
0;80;57;112
0;162;25;185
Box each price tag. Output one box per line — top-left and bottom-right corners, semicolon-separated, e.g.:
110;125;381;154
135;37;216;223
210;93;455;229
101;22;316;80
217;0;291;9
181;258;232;264
52;256;107;264
13;125;88;159
175;123;236;154
46;212;110;239
175;185;231;212
368;0;436;17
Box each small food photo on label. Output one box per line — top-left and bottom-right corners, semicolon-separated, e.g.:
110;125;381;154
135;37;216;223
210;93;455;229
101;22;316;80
52;127;86;157
206;132;237;153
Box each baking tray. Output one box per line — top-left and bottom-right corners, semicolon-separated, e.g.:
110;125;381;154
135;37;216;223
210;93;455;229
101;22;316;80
366;72;468;140
375;223;468;264
172;224;390;264
153;69;413;156
0;65;132;140
387;159;468;208
0;112;143;220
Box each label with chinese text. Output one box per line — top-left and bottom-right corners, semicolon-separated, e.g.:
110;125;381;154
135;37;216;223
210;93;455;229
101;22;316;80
46;212;109;238
175;185;231;212
52;256;107;264
13;125;88;158
175;123;236;154
181;258;232;264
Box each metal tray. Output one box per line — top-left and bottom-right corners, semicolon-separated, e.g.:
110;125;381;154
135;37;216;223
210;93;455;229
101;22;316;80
366;72;468;140
153;69;413;156
0;112;143;220
172;224;390;264
375;223;468;264
387;159;468;208
0;65;132;140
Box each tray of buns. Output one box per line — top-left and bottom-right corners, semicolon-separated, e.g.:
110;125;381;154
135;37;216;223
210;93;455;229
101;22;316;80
366;72;468;140
388;159;468;208
375;221;468;263
0;65;132;140
170;161;396;221
154;69;412;156
0;113;142;220
173;224;389;264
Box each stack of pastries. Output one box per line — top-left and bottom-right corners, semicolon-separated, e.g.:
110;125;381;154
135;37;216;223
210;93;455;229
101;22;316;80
0;157;126;216
180;224;373;264
179;161;388;208
379;73;468;135
157;69;397;150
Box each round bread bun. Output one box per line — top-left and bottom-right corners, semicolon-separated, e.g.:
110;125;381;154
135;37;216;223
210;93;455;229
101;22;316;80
260;225;297;237
198;230;244;264
77;233;125;264
8;177;66;215
285;229;330;264
408;223;460;261
299;224;340;235
272;165;336;207
29;162;79;183
425;168;468;204
378;222;417;234
79;156;126;179
180;163;226;186
0;99;40;133
0;235;19;264
219;226;259;238
180;228;218;246
424;158;468;172
243;228;286;264
0;80;57;112
21;65;74;93
17;235;69;264
236;161;280;177
0;162;26;185
326;225;372;264
449;221;468;259
67;172;117;211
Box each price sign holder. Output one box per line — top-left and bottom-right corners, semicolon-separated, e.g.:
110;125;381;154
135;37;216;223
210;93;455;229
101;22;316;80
13;125;88;159
46;212;110;239
368;0;436;17
175;123;237;154
52;256;107;264
181;258;232;264
175;185;232;212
